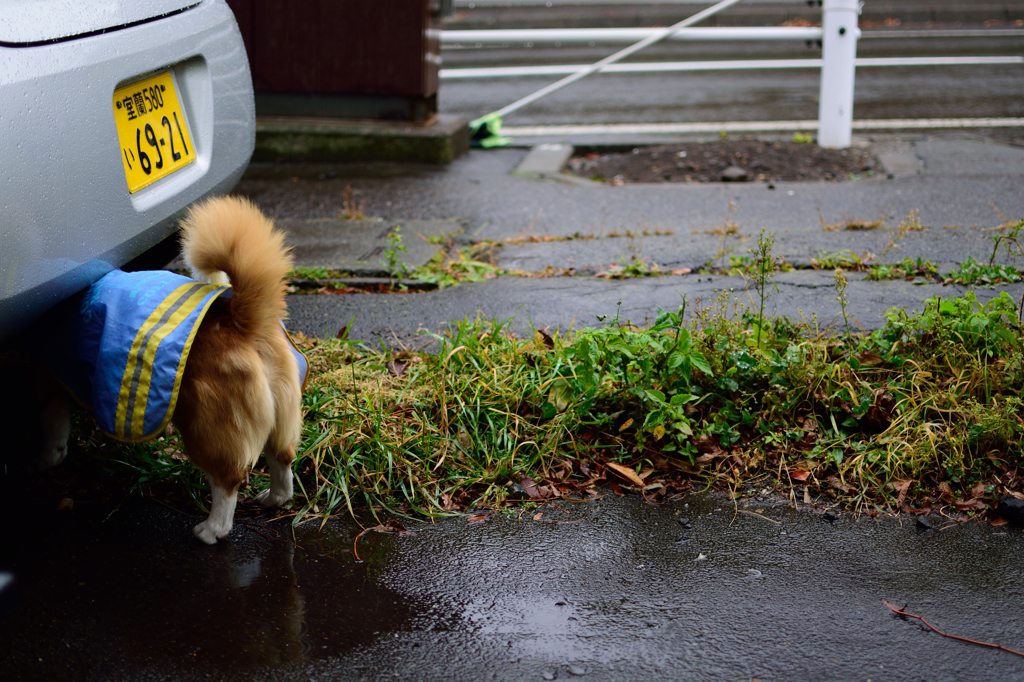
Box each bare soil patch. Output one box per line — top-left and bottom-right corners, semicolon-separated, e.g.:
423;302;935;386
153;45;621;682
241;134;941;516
569;140;879;184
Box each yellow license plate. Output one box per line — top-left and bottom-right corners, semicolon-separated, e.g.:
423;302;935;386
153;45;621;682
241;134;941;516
113;71;195;194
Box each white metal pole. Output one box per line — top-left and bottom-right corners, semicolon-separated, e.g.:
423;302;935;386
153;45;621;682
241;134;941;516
817;0;861;148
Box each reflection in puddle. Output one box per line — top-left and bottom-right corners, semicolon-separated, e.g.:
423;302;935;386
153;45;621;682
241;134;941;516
5;493;1024;680
0;500;424;678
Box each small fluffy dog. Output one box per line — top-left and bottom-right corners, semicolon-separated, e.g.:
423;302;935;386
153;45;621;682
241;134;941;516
35;196;303;544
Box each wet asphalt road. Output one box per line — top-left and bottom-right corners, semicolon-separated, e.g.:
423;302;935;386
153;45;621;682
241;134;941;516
3;493;1024;681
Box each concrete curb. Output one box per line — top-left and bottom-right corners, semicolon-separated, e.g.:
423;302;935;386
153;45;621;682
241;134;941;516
253;114;471;165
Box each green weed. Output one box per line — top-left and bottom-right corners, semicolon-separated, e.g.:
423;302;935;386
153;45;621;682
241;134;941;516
834;267;851;341
810;250;868;271
988;218;1024;266
864;257;938;281
411;244;503;289
750;228;778;350
288;266;349;281
381;226;409;287
945;257;1023;287
596;255;661;279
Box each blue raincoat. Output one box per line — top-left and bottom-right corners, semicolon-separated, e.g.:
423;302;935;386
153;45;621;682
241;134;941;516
33;269;307;443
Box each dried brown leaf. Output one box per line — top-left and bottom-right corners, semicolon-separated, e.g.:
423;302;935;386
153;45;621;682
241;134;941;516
937;483;954;501
519;473;544;499
605;461;645;487
791;468;811;482
893;479;912;508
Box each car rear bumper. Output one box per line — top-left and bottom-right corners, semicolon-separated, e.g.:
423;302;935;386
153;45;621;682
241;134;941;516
0;0;254;340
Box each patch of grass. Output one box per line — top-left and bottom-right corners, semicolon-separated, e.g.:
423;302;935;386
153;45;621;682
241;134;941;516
718;253;794;277
596;255;662;279
865;257;938;281
809;250;869;271
288;266;350;281
411;243;504;289
945;257;1023;287
987;218;1024;266
62;222;1024;523
708;201;741;272
280;288;1023;518
819;209;888;232
877;209;923;260
899;208;926;232
74;286;1024;523
381;226;409;288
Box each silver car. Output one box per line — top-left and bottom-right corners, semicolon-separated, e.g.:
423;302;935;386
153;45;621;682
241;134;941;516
0;0;255;340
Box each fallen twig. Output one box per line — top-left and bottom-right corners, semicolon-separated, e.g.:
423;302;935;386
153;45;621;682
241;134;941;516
882;600;1024;658
938;517;979;531
737;509;782;525
352;520;414;563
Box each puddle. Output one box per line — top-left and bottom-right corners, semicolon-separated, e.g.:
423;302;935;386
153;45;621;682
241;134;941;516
2;493;1023;681
0;498;426;678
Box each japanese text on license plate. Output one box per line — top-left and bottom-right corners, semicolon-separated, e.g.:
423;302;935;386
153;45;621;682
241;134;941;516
113;71;195;194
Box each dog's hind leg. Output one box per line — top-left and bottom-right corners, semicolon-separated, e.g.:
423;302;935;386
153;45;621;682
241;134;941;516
255;347;301;509
35;373;70;470
194;474;242;545
256;445;295;508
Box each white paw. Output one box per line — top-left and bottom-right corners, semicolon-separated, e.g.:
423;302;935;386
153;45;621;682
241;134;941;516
36;443;68;471
255;486;292;508
193;519;230;544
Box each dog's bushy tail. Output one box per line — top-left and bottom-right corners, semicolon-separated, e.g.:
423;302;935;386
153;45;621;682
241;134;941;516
180;196;292;336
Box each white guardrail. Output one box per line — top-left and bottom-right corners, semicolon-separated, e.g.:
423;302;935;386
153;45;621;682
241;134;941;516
440;0;1024;148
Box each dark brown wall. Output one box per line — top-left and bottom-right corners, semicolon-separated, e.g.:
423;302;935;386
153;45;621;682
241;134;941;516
227;0;438;98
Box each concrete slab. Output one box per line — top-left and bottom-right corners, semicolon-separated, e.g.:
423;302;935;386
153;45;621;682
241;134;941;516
237;146;1024;248
285;269;1024;344
513;143;574;176
871;140;925;178
914;138;1024;176
253;114;470;165
277;218;458;276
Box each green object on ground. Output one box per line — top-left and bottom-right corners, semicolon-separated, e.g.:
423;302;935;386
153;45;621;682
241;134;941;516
470;113;510;149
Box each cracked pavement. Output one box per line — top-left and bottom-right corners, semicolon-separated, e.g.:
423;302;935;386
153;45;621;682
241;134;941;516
235;135;1024;344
